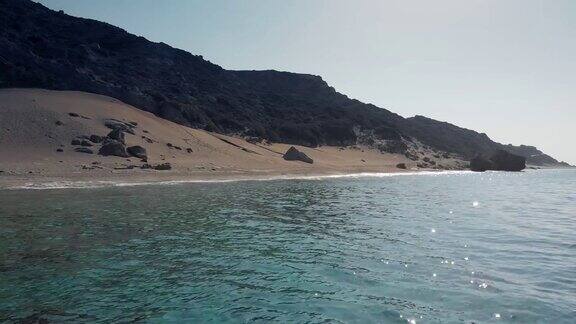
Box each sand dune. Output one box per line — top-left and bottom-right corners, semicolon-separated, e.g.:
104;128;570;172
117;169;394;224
0;89;460;186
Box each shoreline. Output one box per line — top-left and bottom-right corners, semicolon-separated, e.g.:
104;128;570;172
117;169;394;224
1;167;571;191
0;169;475;190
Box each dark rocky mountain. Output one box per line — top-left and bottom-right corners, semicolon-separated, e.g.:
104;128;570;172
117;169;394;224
402;115;498;159
0;0;565;166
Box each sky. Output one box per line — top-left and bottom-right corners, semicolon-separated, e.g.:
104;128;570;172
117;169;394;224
38;0;576;164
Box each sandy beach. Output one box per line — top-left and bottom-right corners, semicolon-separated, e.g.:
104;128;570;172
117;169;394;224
0;89;466;189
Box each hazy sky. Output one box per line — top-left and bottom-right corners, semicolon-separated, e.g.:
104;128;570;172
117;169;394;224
38;0;576;164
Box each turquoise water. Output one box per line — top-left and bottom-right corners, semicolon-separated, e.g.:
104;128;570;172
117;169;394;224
0;170;575;323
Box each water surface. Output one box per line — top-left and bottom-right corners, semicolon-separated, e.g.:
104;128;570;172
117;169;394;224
1;170;575;323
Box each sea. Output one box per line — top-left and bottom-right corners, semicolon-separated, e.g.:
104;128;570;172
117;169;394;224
0;169;575;323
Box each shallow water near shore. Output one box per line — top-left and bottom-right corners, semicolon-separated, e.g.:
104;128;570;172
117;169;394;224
0;169;575;323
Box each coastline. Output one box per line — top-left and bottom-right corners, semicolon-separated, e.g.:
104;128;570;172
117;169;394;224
0;168;473;190
0;89;470;190
2;89;566;191
1;166;570;190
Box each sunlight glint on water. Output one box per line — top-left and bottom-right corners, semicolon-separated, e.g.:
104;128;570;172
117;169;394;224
0;169;575;323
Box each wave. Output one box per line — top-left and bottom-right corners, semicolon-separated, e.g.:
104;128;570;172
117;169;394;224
4;170;475;190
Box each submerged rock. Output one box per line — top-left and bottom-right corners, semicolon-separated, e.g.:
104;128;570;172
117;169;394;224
283;146;313;164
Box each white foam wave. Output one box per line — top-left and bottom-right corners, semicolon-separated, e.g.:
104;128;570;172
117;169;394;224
4;170;474;190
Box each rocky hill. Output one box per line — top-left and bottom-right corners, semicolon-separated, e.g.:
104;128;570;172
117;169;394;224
0;0;566;166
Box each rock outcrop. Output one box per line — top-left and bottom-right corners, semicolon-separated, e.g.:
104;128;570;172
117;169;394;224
106;129;125;143
127;146;147;159
104;119;135;135
470;150;526;172
469;156;494;172
489;150;526;171
98;139;128;157
283;147;313;164
89;135;104;143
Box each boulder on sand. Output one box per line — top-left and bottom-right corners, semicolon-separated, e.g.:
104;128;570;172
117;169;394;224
127;145;147;159
72;137;93;147
74;147;93;154
154;163;172;170
89;135;104;143
396;163;407;169
104;119;135;134
470;150;525;172
98;139;128;157
80;140;93;147
106;129;125;143
283;146;313;164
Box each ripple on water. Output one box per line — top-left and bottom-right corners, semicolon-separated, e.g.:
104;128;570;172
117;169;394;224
0;169;575;322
